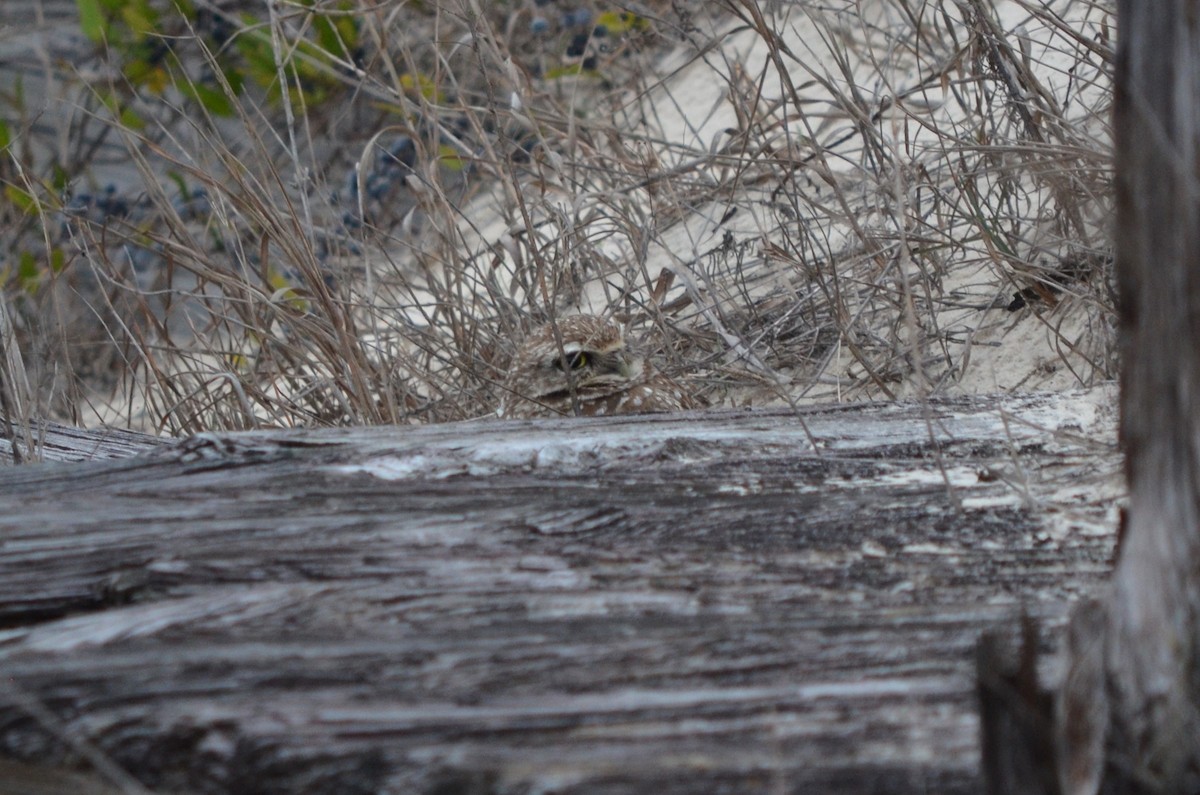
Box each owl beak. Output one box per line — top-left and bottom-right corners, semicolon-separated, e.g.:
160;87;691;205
616;353;638;379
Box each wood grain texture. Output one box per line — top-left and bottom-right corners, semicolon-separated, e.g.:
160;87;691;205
1;420;163;465
0;391;1120;794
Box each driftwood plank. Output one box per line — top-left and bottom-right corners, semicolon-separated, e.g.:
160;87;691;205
0;390;1121;794
1;421;163;464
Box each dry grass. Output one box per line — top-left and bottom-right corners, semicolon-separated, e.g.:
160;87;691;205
0;0;1115;442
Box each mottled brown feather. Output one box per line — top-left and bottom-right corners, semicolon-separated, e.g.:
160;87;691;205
499;315;688;418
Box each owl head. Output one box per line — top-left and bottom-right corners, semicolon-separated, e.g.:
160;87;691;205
499;315;649;418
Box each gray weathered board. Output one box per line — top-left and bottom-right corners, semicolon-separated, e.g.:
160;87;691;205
0;391;1121;794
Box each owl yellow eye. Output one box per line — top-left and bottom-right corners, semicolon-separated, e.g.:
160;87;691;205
560;351;589;371
552;351;589;371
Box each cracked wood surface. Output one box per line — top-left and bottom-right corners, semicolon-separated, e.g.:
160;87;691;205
0;391;1121;794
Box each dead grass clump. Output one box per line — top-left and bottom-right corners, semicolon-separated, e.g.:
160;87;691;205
0;0;1115;442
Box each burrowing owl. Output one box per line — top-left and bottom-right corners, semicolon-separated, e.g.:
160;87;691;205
499;314;687;419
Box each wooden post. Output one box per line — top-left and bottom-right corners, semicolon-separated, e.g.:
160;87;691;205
1098;0;1200;788
984;3;1200;792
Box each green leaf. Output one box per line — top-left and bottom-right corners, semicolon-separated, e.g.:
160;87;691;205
596;11;650;34
77;0;108;42
313;14;342;56
51;164;71;192
17;251;40;292
166;171;189;198
49;247;66;273
236;26;280;88
4;184;36;213
545;63;597;80
0;120;10;151
183;79;235;117
399;72;440;101
438;144;465;172
123;57;169;92
119;106;146;130
172;0;197;20
120;2;157;40
266;269;310;312
334;5;358;51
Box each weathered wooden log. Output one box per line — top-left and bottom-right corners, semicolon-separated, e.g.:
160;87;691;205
0;392;1119;793
0;420;163;465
